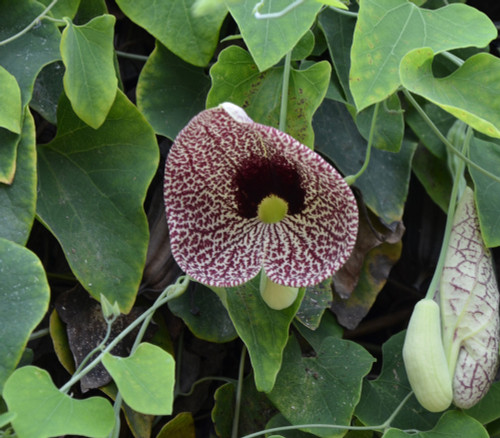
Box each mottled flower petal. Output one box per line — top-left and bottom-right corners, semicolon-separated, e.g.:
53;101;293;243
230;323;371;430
440;187;500;408
164;104;358;287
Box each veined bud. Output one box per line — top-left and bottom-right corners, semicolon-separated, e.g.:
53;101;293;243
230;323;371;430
440;187;499;409
403;299;453;412
403;187;500;411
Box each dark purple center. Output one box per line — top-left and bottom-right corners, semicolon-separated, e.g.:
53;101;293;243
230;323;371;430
232;155;306;219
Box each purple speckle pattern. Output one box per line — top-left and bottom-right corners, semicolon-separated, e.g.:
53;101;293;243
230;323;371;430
440;187;499;409
163;104;358;288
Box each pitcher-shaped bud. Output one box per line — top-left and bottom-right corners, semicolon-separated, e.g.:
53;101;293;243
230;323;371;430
404;187;499;411
403;299;453;412
440;187;499;409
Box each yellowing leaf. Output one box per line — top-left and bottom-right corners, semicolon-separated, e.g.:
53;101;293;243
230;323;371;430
102;343;175;415
4;366;114;438
350;0;496;110
401;48;500;139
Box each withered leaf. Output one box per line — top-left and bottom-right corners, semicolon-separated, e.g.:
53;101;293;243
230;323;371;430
56;286;155;391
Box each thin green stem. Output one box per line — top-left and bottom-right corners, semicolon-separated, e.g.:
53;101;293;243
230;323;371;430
176;376;235;397
403;88;500;183
107;284;161;437
380;391;415;429
0;0;60;46
253;0;305;19
329;7;358;17
29;328;50;341
441;51;464;67
115;50;149;62
59;276;190;393
108;393;123;438
403;89;500;184
345;101;380;185
220;34;243;42
173;329;184;397
231;345;247;438
425;127;470;300
279;51;292;133
43;15;66;24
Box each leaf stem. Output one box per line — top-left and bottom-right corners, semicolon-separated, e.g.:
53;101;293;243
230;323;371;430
108;393;123;438
424;127;470;300
345;101;380;185
279;51;292;133
0;0;60;46
403;89;500;184
115;50;149;62
59;276;190;393
379;390;415;429
176;376;235;397
441;51;464;67
29;328;50;341
329;7;358;17
231;345;247;438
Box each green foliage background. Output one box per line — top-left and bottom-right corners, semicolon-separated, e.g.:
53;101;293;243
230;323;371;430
1;0;500;437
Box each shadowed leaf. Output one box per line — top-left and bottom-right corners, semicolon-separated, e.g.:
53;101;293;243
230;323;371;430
37;91;158;312
0;239;50;393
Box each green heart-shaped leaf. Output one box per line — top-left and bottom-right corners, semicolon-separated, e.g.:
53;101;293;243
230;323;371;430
103;343;175;415
36;90;158;312
0;239;50;393
115;0;227;67
228;0;322;71
61;15;117;128
225;275;304;393
3;366;115;438
350;0;496;110
268;335;374;438
401;48;500;139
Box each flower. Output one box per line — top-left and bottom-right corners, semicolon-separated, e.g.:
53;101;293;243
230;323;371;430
163;102;358;294
440;187;499;409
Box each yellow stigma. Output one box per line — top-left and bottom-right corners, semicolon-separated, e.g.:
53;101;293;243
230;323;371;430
257;195;288;224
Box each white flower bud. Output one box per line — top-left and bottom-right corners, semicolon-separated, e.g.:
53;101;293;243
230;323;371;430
403;299;453;412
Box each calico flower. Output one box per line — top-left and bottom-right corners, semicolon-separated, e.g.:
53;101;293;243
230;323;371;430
440;187;500;409
163;103;358;307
